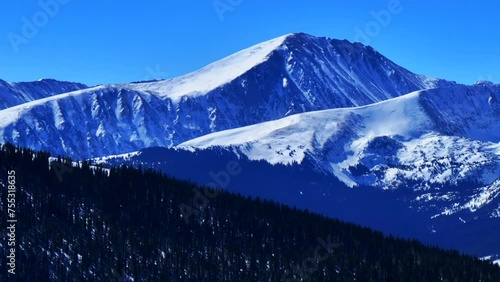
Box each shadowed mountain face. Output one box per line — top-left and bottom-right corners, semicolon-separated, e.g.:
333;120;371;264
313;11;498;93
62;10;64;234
0;33;454;159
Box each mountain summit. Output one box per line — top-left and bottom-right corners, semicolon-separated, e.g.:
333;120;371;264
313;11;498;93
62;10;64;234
128;32;453;106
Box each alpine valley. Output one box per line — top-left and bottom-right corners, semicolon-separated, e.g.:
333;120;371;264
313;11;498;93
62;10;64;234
1;33;499;263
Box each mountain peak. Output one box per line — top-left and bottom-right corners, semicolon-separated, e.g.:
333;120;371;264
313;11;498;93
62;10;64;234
127;32;451;103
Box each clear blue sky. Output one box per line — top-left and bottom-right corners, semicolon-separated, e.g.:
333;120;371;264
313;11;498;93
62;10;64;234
1;1;499;86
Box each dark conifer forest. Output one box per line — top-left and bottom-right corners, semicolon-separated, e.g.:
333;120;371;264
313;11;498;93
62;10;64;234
1;144;500;281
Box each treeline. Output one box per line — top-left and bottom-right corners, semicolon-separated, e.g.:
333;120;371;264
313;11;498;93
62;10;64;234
0;144;499;281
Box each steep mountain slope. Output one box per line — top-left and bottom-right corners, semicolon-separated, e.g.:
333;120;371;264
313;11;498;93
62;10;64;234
0;33;455;159
178;84;500;222
0;78;87;109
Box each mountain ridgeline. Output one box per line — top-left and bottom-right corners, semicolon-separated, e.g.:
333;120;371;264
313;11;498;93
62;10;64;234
0;33;455;159
1;145;500;281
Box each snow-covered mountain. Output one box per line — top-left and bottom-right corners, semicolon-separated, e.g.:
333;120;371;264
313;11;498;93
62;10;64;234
3;32;498;259
0;33;455;159
0;78;87;110
179;83;500;221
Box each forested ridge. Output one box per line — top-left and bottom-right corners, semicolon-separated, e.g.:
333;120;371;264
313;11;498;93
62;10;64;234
1;144;499;281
